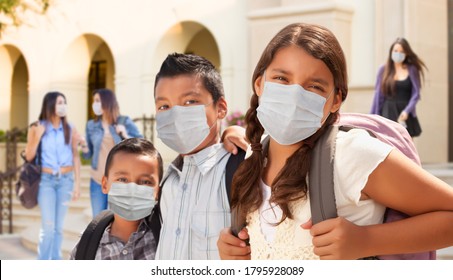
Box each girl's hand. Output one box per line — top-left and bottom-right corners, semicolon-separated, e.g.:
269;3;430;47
221;125;248;155
398;111;408;123
72;185;80;201
217;227;251;260
115;124;128;139
78;136;89;153
301;217;369;260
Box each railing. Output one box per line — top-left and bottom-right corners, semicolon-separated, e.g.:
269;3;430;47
132;115;156;143
0;127;27;234
0;117;155;235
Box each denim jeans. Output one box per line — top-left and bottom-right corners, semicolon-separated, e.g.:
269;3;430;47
90;179;108;217
37;172;74;260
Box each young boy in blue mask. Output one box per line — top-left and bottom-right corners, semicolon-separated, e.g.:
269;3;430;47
154;53;244;259
70;138;163;260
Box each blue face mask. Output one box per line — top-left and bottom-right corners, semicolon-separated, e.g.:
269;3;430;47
108;182;156;221
391;51;406;63
257;81;332;145
156;104;215;154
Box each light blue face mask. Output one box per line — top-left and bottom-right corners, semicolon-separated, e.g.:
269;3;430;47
156;104;215;154
391;51;406;63
257;80;333;145
108;182;156;221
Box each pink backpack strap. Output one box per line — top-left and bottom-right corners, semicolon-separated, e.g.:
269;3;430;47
338;113;421;166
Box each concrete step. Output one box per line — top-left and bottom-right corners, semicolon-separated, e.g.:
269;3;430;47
20;212;88;259
13;165;93;257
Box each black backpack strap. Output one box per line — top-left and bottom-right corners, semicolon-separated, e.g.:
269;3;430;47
149;176;168;246
226;149;247;241
225;149;246;203
309;125;339;225
75;210;114;260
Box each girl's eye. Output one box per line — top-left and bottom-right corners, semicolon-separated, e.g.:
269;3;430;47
307;85;325;94
273;76;288;83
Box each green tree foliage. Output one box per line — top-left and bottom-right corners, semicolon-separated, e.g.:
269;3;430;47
0;0;50;37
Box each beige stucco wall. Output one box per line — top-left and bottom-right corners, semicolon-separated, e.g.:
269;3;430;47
0;0;449;164
0;0;249;163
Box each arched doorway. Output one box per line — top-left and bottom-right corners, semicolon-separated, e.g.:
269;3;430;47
0;45;29;130
51;34;115;132
154;21;220;70
87;42;114;120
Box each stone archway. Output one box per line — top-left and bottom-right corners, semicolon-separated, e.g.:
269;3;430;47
153;21;221;71
0;44;29;130
51;34;115;132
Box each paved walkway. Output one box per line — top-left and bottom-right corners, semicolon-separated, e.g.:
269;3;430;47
0;234;36;260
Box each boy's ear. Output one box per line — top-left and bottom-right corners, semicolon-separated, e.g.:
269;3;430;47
101;176;110;194
254;75;264;97
216;97;228;119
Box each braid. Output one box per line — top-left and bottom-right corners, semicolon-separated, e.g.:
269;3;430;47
270;113;337;224
231;94;265;223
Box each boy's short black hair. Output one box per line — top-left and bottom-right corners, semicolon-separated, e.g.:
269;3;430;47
154;52;224;103
104;138;163;181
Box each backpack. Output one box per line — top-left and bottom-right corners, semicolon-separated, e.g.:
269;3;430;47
74;210;114;260
309;112;435;260
15;127;42;209
74;150;246;260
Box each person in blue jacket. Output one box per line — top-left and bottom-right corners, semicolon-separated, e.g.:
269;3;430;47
80;88;143;217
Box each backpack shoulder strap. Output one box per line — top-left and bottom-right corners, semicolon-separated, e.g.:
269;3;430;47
148;175;169;246
309;125;339;225
225;149;246;203
75;209;114;260
225;149;246;239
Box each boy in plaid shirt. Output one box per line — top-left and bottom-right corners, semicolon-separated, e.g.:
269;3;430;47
70;138;163;259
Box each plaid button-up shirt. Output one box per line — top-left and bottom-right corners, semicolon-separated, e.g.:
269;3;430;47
70;215;156;260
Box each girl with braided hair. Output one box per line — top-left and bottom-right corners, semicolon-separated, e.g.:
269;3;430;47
217;22;453;260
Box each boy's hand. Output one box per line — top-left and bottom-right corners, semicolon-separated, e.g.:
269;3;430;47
217;227;251;260
301;217;367;260
221;125;248;155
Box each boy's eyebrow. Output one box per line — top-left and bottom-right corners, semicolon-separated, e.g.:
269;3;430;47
155;91;202;102
112;171;129;176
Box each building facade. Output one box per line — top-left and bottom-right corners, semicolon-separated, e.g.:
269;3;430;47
0;0;450;163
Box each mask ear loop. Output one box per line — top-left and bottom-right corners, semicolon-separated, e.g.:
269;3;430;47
320;87;337;124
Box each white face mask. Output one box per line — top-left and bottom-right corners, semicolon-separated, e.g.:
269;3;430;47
92;102;103;116
108;182;156;221
391;51;406;63
257;81;332;145
56;104;67;117
156;105;214;154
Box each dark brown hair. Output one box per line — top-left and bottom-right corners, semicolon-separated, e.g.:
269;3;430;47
38;91;71;144
381;37;427;97
154;53;224;104
104;137;163;181
93;88;120;124
231;23;348;224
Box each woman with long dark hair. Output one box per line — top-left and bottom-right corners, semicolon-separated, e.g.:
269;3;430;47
371;38;427;137
25;91;81;260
